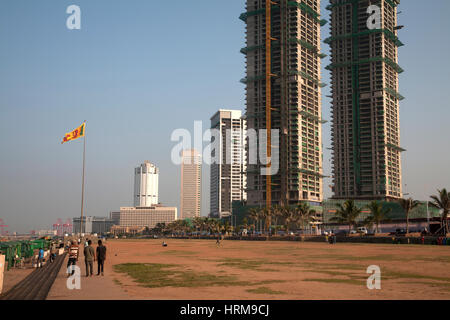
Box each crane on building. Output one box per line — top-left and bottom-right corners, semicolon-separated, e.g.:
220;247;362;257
0;218;8;236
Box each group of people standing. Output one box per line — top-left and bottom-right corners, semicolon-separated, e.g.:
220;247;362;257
67;239;107;277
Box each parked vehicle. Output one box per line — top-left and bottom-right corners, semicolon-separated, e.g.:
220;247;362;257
357;227;368;235
389;229;407;236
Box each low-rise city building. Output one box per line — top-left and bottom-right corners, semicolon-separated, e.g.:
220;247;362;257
110;206;177;229
73;216;115;234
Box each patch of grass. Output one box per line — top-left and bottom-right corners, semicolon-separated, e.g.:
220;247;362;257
384;270;450;283
252;279;287;286
159;250;197;256
300;262;365;271
255;268;280;272
300;265;450;286
113;278;122;286
216;258;293;272
302;278;363;286
113;263;247;288
303;269;361;278
412;256;450;264
246;286;285;295
307;254;404;262
401;281;450;292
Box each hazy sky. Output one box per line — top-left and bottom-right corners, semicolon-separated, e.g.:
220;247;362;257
1;1;449;233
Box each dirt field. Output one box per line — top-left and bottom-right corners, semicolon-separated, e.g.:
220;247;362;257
49;239;450;300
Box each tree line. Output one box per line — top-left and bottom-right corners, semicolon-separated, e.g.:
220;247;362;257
324;188;449;235
140;188;449;237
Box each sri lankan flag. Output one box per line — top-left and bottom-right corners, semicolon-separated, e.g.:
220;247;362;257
61;122;85;144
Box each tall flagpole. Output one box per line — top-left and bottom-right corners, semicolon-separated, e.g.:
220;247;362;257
80;121;86;235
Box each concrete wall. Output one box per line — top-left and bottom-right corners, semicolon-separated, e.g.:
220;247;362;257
0;255;5;294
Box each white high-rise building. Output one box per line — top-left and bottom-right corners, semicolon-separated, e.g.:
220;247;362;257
210;109;247;218
134;161;159;207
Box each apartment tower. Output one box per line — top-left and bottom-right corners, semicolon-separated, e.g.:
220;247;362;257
210;109;247;218
180;149;202;219
134;161;159;207
241;0;325;206
327;0;403;200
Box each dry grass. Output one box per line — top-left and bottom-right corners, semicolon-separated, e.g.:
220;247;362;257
107;239;450;299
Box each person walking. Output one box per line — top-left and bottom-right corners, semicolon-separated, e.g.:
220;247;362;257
216;235;221;247
96;239;107;276
37;248;44;268
50;242;57;263
84;240;95;277
67;241;79;277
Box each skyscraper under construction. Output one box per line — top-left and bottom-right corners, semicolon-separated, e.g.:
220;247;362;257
241;0;326;207
327;0;403;200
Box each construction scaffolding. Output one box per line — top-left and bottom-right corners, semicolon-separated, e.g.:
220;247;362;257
241;0;325;207
328;0;404;200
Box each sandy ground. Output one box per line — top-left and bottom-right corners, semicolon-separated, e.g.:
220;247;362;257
2;268;34;294
48;239;450;300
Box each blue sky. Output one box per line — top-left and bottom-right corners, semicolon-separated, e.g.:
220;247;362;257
0;0;449;233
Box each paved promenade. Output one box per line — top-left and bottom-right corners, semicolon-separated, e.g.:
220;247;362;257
47;244;130;300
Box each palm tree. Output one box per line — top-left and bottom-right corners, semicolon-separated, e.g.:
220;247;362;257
207;219;220;235
247;207;261;233
255;207;272;236
204;218;216;234
258;208;267;235
398;198;420;234
198;217;207;233
308;210;322;234
241;217;249;229
330;200;362;234
192;217;204;234
222;221;233;235
153;223;166;235
366;201;392;234
240;217;250;235
296;202;312;233
282;206;296;235
271;205;284;235
430;189;450;235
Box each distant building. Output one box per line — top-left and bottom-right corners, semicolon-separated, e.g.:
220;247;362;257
37;230;57;237
134;161;159;207
110;226;145;236
91;217;115;234
180;149;202;219
322;199;440;231
73;216;115;234
210;109;247;218
110;206;177;229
